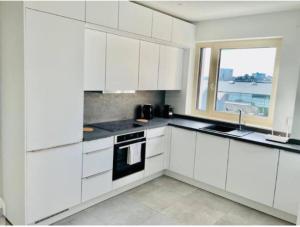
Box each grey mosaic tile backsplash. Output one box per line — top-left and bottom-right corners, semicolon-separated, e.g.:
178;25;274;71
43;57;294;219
84;91;165;124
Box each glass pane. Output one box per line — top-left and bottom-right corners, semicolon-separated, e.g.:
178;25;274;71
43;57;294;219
197;48;211;111
215;47;277;117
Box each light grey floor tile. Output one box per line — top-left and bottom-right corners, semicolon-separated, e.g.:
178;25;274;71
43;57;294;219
142;212;180;225
53;176;292;225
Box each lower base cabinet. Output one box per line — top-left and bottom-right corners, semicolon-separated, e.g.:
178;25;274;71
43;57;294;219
82;170;113;202
170;127;196;178
226;140;279;206
145;154;164;177
194;133;229;189
274;150;300;215
26;143;82;223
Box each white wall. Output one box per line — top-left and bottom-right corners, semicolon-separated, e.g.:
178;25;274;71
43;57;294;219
0;2;26;223
175;10;300;132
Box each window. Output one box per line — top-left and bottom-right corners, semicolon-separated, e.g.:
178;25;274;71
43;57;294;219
192;39;281;128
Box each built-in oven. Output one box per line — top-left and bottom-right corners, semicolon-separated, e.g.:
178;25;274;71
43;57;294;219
113;131;146;180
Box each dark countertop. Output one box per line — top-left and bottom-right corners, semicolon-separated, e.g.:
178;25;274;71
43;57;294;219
83;117;300;154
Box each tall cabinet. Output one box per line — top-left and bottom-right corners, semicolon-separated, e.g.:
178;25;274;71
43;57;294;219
1;4;85;224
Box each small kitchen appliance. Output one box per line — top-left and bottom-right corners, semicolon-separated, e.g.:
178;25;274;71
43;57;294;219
143;104;153;120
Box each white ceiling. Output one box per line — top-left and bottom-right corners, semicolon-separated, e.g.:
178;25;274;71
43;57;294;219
137;1;300;23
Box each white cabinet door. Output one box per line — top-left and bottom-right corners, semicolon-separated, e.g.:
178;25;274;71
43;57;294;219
145;154;164;177
138;41;159;90
194;133;229;189
25;9;84;151
26;143;82;223
152;11;172;41
274;150;300;215
119;1;152;37
226;140;279;206
84;29;106;91
82;170;112;202
172;18;195;45
146;136;165;158
86;1;118;28
158;46;183;90
106;34;139;90
170;127;196;178
25;1;85;21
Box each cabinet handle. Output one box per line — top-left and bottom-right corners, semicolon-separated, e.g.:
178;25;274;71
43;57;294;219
83;169;111;180
147;135;165;140
84;146;112;155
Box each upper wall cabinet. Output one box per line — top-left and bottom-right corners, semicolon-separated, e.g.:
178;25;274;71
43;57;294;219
152;11;172;41
119;1;152;37
172;18;195;45
274;150;300;215
158;46;183;90
84;29;106;91
24;1;85;21
106;34;139;90
86;1;118;29
25;9;84;151
138;41;159;90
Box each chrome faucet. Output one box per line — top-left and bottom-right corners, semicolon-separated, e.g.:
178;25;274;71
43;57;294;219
238;109;242;131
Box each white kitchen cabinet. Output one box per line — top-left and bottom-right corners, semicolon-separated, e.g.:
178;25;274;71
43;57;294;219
25;1;85;21
82;147;113;178
194;133;229;189
145;154;164;177
25;9;84;151
152;11;172;41
138;41;159;90
82;170;113;202
146;127;166;158
119;1;152;37
86;1;118;28
172;18;195;45
274;150;300;215
170;127;196;178
26;143;82;223
84;29;106;91
226;140;279;206
106;34;139;90
158;46;183;90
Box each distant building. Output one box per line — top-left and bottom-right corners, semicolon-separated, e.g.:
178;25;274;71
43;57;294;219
219;68;233;81
252;72;266;82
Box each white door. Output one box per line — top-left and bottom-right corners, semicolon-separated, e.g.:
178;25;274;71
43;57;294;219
138;41;159;90
152;11;172;41
274;150;300;215
170;127;196;178
85;1;118;28
106;34;139;90
25;9;84;151
145;154;164;177
24;1;85;21
226;140;279;206
118;1;152;37
172;18;195;46
26;143;82;223
84;29;106;91
194;133;229;189
158;45;183;90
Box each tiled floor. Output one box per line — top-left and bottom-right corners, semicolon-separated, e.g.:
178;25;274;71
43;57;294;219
54;176;292;225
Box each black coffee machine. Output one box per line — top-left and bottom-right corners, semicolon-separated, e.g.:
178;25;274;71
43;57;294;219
135;104;154;120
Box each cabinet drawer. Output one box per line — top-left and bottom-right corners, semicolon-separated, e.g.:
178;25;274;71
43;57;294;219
146;136;164;158
147;127;166;139
83;137;113;154
83;147;113;178
145;154;164;177
82;170;112;202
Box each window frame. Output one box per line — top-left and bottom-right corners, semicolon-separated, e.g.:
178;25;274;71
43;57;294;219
191;38;282;128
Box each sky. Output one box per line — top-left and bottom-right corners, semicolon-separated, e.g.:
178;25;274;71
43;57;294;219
219;47;277;77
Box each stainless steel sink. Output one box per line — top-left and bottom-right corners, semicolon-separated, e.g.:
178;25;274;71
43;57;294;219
202;124;252;137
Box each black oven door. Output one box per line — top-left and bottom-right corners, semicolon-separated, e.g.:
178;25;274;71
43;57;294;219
113;138;146;180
